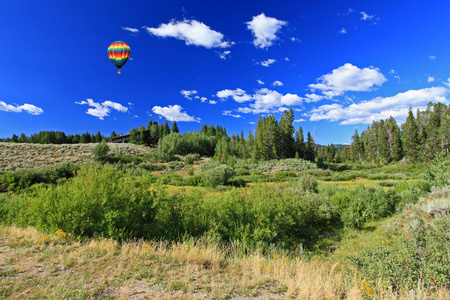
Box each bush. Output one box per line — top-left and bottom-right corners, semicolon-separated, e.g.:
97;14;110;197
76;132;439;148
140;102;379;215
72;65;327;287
205;165;235;188
184;153;200;165
0;163;79;192
93;140;110;160
297;175;318;193
350;198;450;291
1;164;157;240
138;162;165;172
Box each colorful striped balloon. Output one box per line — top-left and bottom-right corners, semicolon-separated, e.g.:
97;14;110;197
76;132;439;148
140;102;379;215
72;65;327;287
107;41;130;75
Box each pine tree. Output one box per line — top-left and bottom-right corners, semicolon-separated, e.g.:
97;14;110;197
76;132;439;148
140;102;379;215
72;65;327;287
386;116;402;161
171;121;179;134
278;108;295;158
376;120;390;163
305;131;315;162
295;126;305;159
162;120;171;137
401;109;419;162
351;130;362;162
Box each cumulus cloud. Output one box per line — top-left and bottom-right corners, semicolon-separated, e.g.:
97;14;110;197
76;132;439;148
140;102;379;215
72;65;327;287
0;101;44;115
143;19;231;48
308;86;449;124
272;80;283;87
427;76;435;83
360;11;373;20
180;90;198;100
75;99;128;120
216;88;252;103
246;13;287;48
222;110;242;118
122;26;139;33
151;104;200;122
259;58;276;67
309;63;387;99
237;88;303;114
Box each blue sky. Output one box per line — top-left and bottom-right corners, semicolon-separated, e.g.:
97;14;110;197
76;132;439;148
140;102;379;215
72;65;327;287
1;0;450;144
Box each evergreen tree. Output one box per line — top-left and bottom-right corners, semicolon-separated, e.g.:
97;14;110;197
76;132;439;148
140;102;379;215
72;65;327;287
305;131;315;162
386;116;402;161
401;109;419;162
18;133;28;143
162;120;171;137
376;120;391;163
278;108;295;158
110;131;117;138
351;130;362;162
295;126;305;159
200;124;208;135
171;121;179;134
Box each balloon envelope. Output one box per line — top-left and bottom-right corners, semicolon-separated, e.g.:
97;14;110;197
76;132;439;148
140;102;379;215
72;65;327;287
107;41;130;71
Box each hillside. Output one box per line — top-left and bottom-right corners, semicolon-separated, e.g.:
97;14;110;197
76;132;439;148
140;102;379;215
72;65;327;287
0;143;150;173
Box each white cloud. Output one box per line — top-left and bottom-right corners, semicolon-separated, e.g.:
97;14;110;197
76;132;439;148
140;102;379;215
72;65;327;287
304;93;325;103
122;26;139;33
246;13;287;49
340;28;347;34
285;57;289;61
75;99;128;120
249;121;256;125
427;76;435;83
216;88;252;103
143;19;231;49
222;110;242;118
294;118;306;122
389;69;400;80
151;104;200;122
272;80;283;87
209;100;218;105
219;50;231;60
180;90;198;100
360;11;373;20
237;88;302;114
429;55;436;60
308;86;449;124
0;101;43;115
309;63;387;99
259;58;276;67
257;80;265;85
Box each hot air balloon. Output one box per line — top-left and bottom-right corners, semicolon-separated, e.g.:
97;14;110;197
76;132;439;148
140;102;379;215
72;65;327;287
107;41;130;75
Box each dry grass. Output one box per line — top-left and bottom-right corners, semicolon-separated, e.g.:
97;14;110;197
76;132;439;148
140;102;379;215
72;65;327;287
1;225;448;299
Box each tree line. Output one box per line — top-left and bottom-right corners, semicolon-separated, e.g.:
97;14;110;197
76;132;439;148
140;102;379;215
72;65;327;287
2;101;449;164
317;102;450;164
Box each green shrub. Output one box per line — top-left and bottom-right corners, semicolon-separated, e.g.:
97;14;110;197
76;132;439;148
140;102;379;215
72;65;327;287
1;164;157;240
235;168;250;176
184;153;200;165
350;200;450;291
205;165;235;188
297;175;318;193
227;176;247;187
93;140;110;160
138;162;165;172
274;171;297;180
156;173;184;186
0;163;79;192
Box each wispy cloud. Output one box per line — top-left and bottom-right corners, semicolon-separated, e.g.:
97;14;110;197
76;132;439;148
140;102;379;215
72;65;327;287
180;90;198;100
308;86;449;125
152;104;200;122
222;110;242;118
0;101;43;115
309;63;387;100
259;58;276;67
427;76;435;83
143;19;231;48
219;50;231;60
429;55;436;60
75;99;128;120
360;11;373;20
122;26;139;33
272;80;283;87
340;28;347;34
246;13;287;49
257;79;265;85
